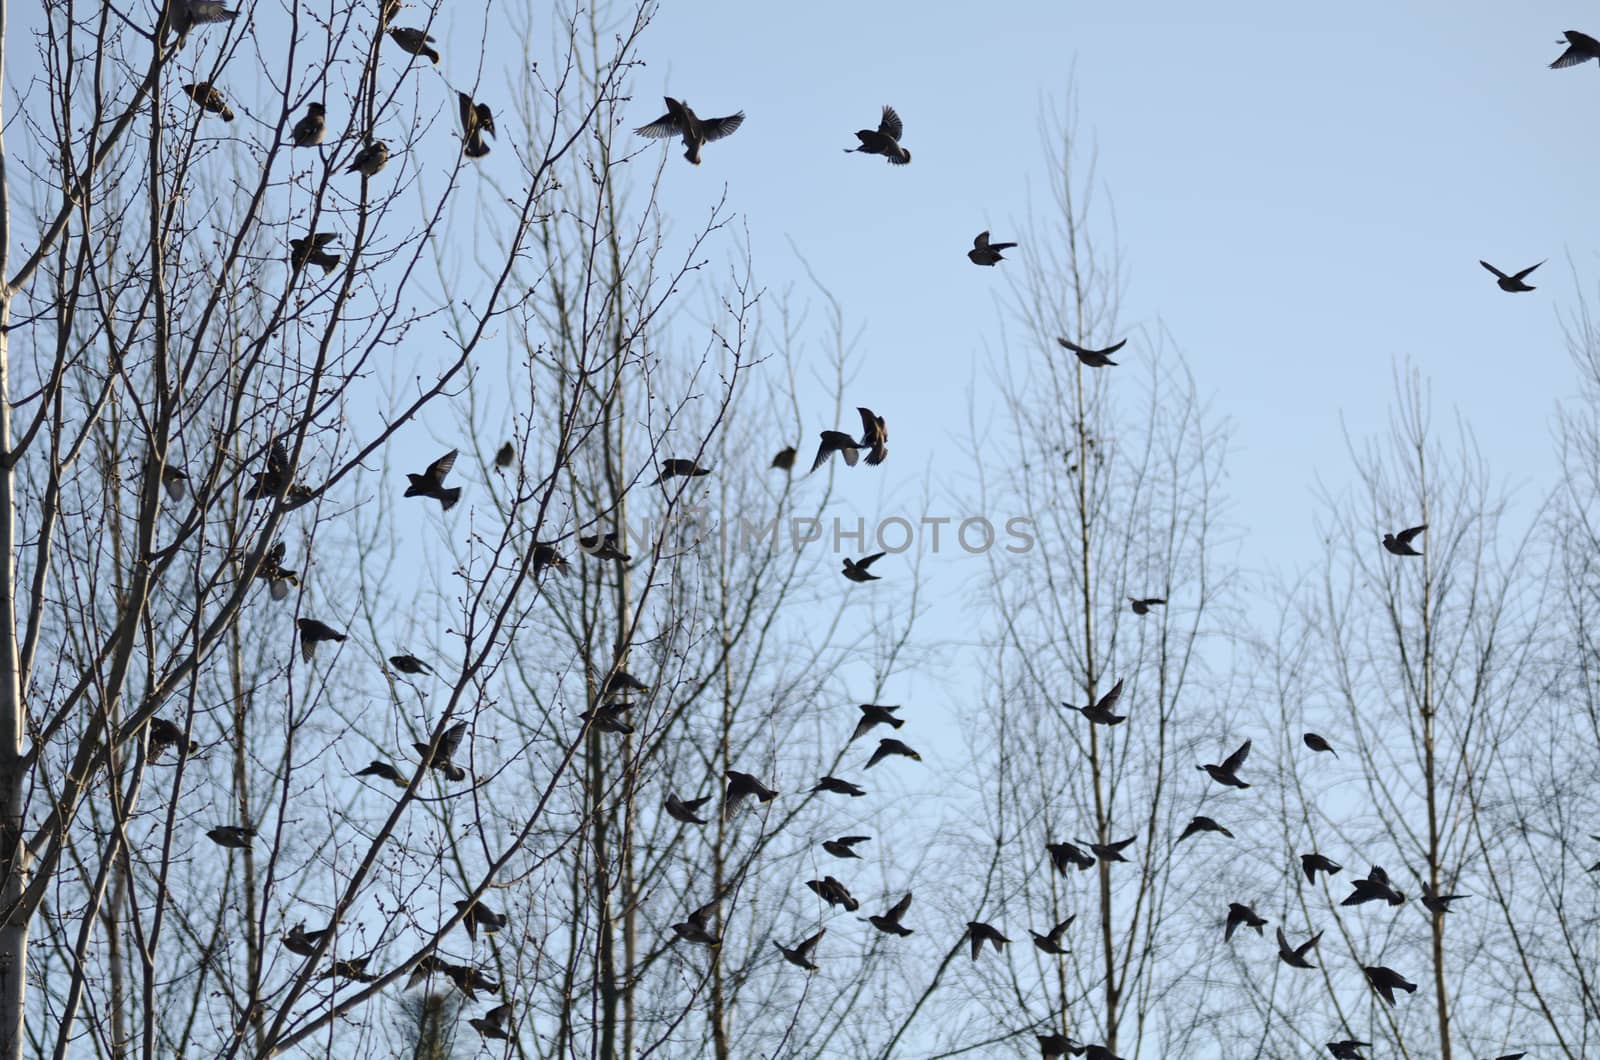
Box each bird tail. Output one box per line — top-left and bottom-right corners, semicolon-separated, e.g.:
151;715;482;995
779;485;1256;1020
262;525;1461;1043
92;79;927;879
424;46;440;63
221;106;235;122
889;716;904;729
684;142;701;165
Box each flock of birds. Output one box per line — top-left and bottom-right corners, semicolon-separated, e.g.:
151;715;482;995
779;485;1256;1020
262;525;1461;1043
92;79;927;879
133;3;1600;1054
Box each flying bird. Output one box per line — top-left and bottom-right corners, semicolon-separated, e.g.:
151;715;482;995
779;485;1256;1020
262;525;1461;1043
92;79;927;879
864;892;913;935
672;900;721;946
724;769;778;818
454;899;508;942
634;97;745;164
811;430;861;473
1363;964;1417;1007
1420;881;1468;915
207;825;255;849
289;233;340;276
162;0;237;41
282;921;333;957
147;717;197;760
533;543;569;577
1178;815;1233;842
850;703;903;742
389;653;431;675
354;760;408;788
1056;336;1125;367
822;835;871;859
845;105;910;164
1326;1041;1372;1060
1382;524;1426;556
653;458;711;484
666;793;711;824
771;446;797;471
806;876;859;911
405;449;462;510
1085;836;1136;863
386;26;439;63
1276;927;1322;969
458;91;494;157
1301;852;1342;884
857;407;888;466
578;703;634;734
320;956;378;983
1302;732;1338;757
842;553;885;582
1129;596;1166;615
181;82;234;121
1047;841;1096;874
1064;678;1126;725
1342;865;1405;907
1550;30;1600;69
253;540;299;601
602;669;649;698
1224;902;1267;942
775;928;825;970
579;532;630;562
290;102;325;146
1479;260;1542;292
811;775;866;797
413;721;468;782
967;231;1017;266
865;737;920;768
966;920;1010;960
1198;739;1251;788
296;618;346;662
243;439;312;504
346;140;390;177
469;1002;513;1041
158;463;188;501
1030;915;1075;954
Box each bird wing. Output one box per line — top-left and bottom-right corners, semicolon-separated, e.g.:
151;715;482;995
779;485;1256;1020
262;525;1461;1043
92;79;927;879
810;433;841;473
700;112;745;142
857;552;885;570
1095;678;1125;713
1275;927;1290;951
857;407;883;442
798;928;825;956
1221;738;1251;774
1479;260;1509;279
1512;261;1544;281
425;449;458;482
1056;336;1087;354
839;835;871;846
877;105;903;141
1551;39;1591;68
437;721;466;758
973;231;990;250
888;892;913;919
634;112;681;138
458;91;476;135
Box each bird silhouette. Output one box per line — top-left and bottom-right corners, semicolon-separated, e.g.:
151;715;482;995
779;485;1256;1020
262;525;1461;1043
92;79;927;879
1030;915;1075;954
857;407;888;466
724;770;778;818
672;900;721;946
811;776;866;797
458;91;494;158
865;737;920;768
850;703;903;742
1302;732;1338;757
282;921;332;957
354;760;408;788
822;835;871;859
320;956;378;983
634;97;745;164
1276;927;1322;968
290;102;325;146
1129;596;1166;615
243;439;312;505
1326;1041;1372;1060
771;446;797;471
1382;524;1426;556
966;920;1010;959
666;793;711;824
413;721;467;782
455;899;508;942
842;553;885;582
1199;740;1251;788
495;442;514;468
1047;841;1096;874
806;876;859;911
864;892;913;935
1301;853;1342;884
147;718;197;760
386;26;438;63
1420;881;1468;915
1363;964;1417;1006
811;430;861;473
775;928;825;970
296;618;346;662
389;653;431;675
181;82;234;121
1085;836;1136;863
580;532;630;562
207;825;255;849
532;543;569;577
1342;865;1405;907
1178;815;1233;842
346;140;389;177
1480;260;1542;292
1064;678;1126;725
652;457;711;484
1224;902;1267;942
967;231;1017;266
469;1002;513;1040
845;105;910;164
1057;336;1125;367
405;449;462;510
289;233;340;276
578;703;634;734
253;540;299;601
1550;30;1600;68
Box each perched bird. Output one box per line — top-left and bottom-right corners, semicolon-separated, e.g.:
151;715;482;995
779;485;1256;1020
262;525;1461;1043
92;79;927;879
634;97;745;165
775;928;825;971
181;82;234;121
1276;927;1322;968
532;543;569;577
387;26;439;63
1480;260;1542;292
865;737;920;769
290;102;326;147
458;91;494;157
1085;836;1136;863
494;442;514;468
414;721;468;783
160;464;189;501
1363;964;1418;1007
289;232;340;276
469;1002;513;1041
579;532;630;562
1382;524;1426;556
1302;732;1338;757
405;449;462;510
578;703;634;734
1064;678;1126;725
296;618;347;662
822;835;871;859
842;553;885;582
1420;881;1468;915
1326;1041;1371;1060
857;407;888;466
771;446;797;471
652;458;711;484
254;540;299;601
845;105;911;164
967;231;1017;266
1030;915;1075;954
966;920;1010;960
1178;815;1233;842
1199;739;1251;789
1301;852;1343;884
810;430;861;473
850;703;903;742
321;956;378;983
806;876;859;912
723;769;778;818
354;760;409;788
1056;336;1125;367
207;825;255;849
148;717;198;760
389;653;431;675
665;793;711;825
454;899;508;942
346;140;390;177
672;900;720;946
864;892;913;935
282;921;332;957
1047;840;1096;874
1342;865;1405;907
1551;29;1600;68
1129;596;1166;615
811;775;866;797
1224;902;1267;942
